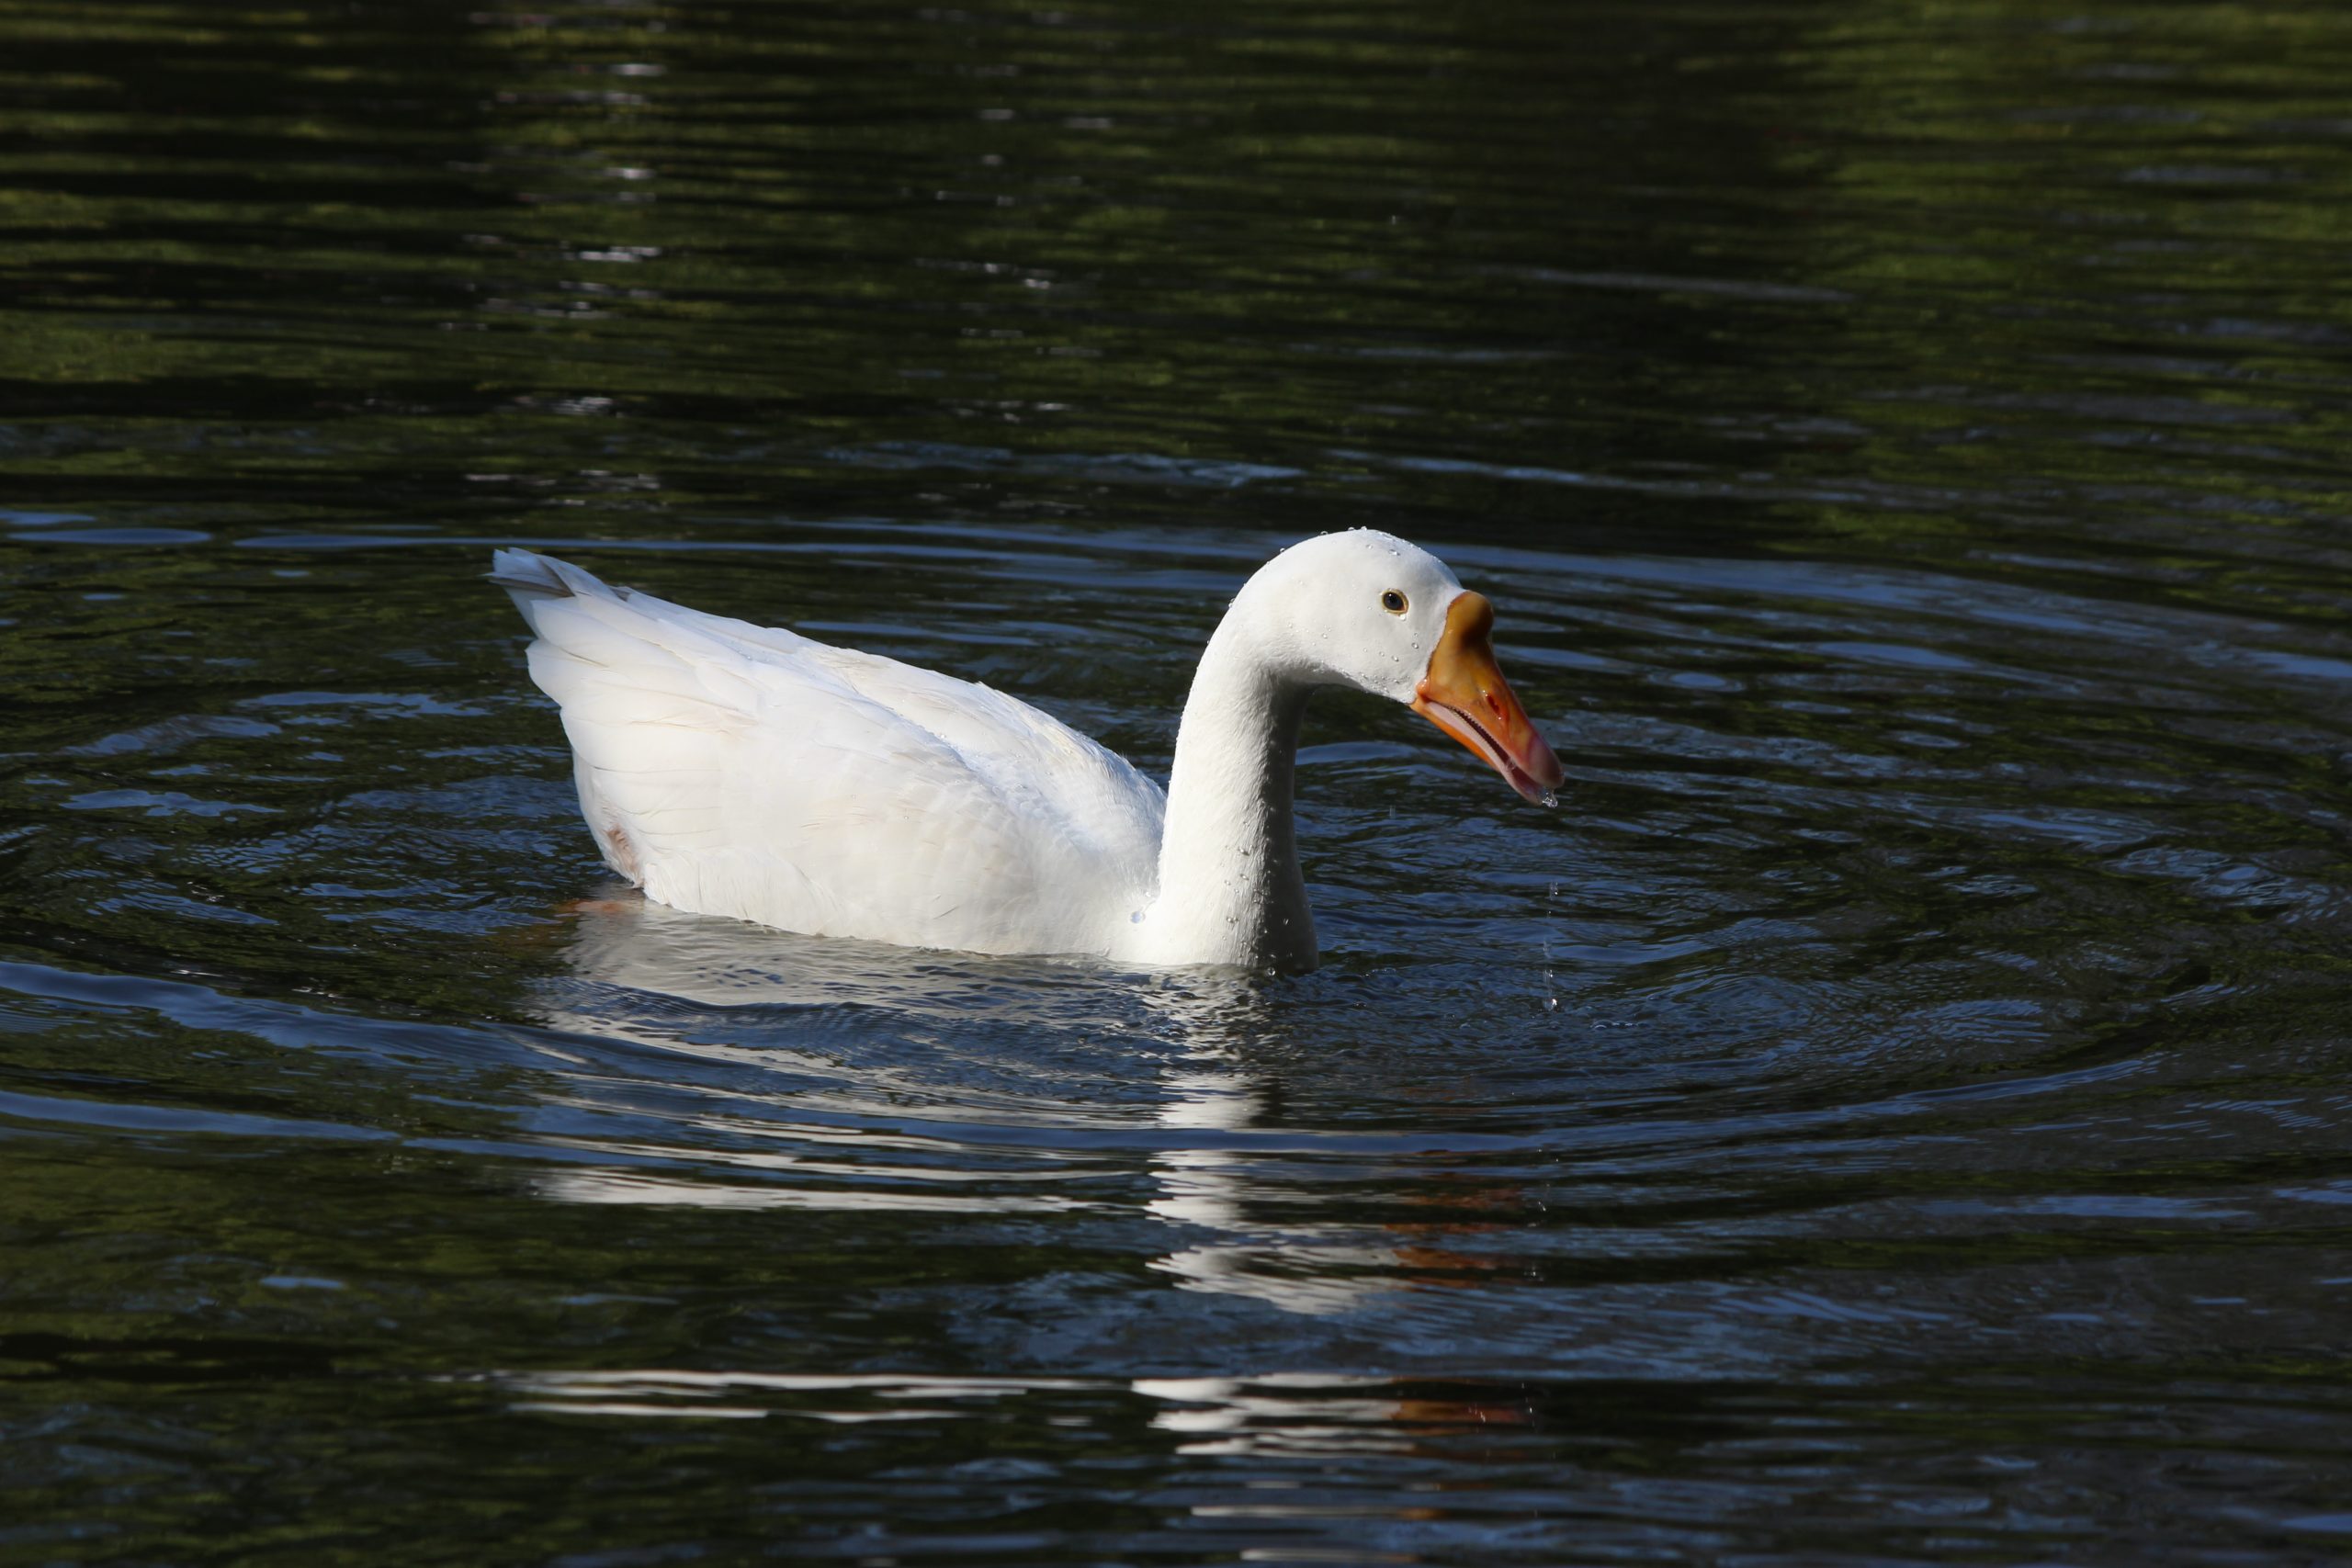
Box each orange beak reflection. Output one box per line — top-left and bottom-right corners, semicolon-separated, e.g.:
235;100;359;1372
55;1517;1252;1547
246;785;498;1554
1410;591;1566;805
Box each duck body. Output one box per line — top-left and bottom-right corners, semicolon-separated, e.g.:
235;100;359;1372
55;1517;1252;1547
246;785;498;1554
494;531;1562;971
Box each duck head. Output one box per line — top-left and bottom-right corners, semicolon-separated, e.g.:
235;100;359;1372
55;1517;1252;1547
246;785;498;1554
1246;530;1566;805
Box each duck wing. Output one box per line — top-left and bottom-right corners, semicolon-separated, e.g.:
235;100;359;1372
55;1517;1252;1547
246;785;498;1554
492;549;1165;955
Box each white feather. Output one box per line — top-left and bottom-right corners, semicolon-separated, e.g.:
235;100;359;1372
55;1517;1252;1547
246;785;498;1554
492;547;1164;957
492;530;1543;970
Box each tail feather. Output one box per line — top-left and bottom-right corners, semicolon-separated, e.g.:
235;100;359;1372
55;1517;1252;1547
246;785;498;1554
495;547;756;887
487;548;570;595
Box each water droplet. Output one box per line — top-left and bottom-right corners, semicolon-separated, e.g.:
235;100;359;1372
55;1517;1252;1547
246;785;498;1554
1539;789;1559;809
1544;997;1559;1012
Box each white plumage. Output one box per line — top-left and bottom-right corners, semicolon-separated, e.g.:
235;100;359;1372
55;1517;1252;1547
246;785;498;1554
493;547;1162;958
493;532;1561;972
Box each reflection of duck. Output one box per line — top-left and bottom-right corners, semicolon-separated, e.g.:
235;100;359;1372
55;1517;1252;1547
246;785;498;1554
1132;978;1555;1317
1128;978;1394;1316
492;531;1561;972
543;900;1507;1313
1144;1026;1506;1318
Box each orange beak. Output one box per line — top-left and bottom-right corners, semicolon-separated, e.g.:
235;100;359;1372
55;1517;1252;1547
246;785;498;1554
1410;591;1566;805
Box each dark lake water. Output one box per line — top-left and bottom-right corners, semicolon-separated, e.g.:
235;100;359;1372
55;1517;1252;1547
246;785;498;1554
6;0;2352;1560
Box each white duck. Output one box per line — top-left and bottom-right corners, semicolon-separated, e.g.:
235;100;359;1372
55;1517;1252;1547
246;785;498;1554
492;530;1563;972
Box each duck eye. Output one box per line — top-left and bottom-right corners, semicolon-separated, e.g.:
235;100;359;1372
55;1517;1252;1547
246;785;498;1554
1380;590;1408;615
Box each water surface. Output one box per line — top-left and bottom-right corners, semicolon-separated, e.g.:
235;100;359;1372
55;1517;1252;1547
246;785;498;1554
5;0;2352;1561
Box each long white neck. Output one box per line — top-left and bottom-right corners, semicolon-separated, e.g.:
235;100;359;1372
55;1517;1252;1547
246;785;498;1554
1129;614;1317;971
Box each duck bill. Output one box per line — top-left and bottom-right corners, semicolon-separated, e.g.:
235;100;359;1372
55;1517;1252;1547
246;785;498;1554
1409;591;1566;806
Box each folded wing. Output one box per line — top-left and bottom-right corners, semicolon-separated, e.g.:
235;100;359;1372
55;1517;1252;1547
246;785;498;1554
492;549;1165;955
